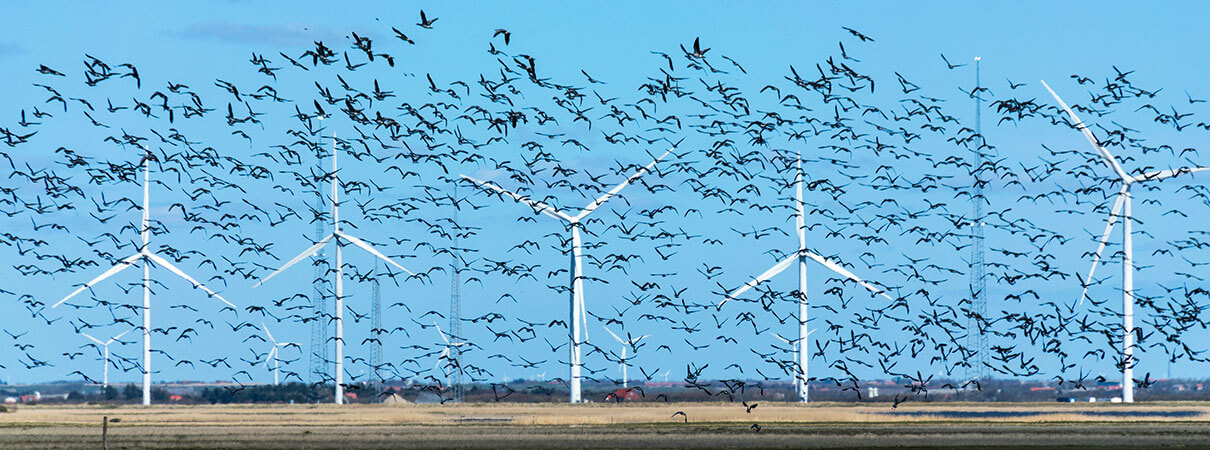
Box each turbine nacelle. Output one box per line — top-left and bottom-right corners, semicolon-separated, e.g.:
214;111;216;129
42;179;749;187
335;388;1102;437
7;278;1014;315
461;146;676;403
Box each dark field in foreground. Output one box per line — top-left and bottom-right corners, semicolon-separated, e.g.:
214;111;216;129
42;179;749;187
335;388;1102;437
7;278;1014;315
5;423;1210;449
4;404;1210;448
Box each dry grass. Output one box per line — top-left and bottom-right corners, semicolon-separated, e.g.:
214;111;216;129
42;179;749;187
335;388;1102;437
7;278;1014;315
4;403;1210;448
4;401;1210;426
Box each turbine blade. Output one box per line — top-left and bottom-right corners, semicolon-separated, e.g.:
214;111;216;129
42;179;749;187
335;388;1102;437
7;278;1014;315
52;252;143;308
719;252;799;307
264;346;276;367
436;348;449;370
574;148;673;221
603;326;623;344
111;329;131;343
145;252;235;308
435;321;449;344
262;322;276;344
1040;80;1131;182
802;250;893;300
254;234;333;287
461;174;572;222
1081;190;1126;305
337;232;414;276
80;332;104;346
1136;166;1210;183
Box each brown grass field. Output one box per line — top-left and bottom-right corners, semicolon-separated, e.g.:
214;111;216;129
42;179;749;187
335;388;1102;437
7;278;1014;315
3;402;1210;448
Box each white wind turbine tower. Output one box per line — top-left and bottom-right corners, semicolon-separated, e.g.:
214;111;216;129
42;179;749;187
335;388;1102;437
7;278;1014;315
261;323;296;386
255;136;415;404
51;148;235;406
1042;80;1210;403
462;146;675;403
80;329;131;389
602;326;648;389
433;321;467;385
717;153;892;403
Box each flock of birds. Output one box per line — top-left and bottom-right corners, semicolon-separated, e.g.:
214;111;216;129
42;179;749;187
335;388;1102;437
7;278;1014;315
3;10;1210;413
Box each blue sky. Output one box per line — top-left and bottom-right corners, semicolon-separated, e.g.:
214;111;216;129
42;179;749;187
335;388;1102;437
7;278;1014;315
2;1;1210;389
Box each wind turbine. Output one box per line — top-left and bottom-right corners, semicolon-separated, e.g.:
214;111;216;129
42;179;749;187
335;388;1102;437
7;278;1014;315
461;146;675;403
602;326;648;389
433;321;467;385
80;329;131;389
51;148;235;406
254;136;415;404
1042;80;1210;403
261;323;296;386
717;153;892;403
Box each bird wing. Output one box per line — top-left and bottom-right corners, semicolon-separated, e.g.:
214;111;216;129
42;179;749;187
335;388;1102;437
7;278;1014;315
145;252;235;308
52;252;143;308
436;347;449;370
254;234;333;288
110;329;132;343
337;232;415;276
719;251;799;307
1135;166;1210;183
1041;80;1132;182
1080;189;1127;305
574;148;674;222
802;250;893;300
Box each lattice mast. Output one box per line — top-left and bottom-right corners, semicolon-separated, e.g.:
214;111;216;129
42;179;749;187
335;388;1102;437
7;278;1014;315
965;56;989;386
309;130;330;386
370;260;383;395
449;187;465;402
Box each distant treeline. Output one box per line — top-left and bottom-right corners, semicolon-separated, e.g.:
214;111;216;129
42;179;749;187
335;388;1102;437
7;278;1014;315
6;378;1210;404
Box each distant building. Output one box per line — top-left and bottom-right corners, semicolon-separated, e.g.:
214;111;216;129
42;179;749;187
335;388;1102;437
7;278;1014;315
604;389;640;402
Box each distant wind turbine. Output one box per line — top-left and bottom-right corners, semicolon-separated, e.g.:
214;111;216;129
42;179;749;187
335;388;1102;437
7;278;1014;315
462;146;675;403
1043;80;1210;403
603;326;647;389
433;321;467;385
718;153;892;403
80;329;131;389
261;323;297;386
51;148;234;406
254;136;415;404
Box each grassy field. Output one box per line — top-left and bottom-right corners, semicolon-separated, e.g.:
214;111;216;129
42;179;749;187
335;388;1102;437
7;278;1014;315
3;402;1210;448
